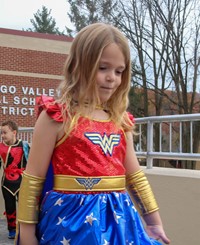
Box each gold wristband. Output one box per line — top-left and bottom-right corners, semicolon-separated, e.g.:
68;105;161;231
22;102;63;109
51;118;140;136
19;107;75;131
126;169;159;216
17;172;45;224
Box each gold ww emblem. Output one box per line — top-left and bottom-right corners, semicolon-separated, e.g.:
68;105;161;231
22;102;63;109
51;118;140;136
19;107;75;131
76;178;101;190
84;133;120;156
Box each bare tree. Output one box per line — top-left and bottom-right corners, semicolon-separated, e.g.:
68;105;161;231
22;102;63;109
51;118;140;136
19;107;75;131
67;0;200;168
151;0;200;167
112;0;200;165
66;0;116;35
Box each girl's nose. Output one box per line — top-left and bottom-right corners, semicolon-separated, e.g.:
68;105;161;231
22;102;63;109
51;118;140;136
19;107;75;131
106;71;115;81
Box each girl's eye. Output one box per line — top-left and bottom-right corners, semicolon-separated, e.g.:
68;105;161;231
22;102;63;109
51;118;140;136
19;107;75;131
99;66;107;70
116;70;123;75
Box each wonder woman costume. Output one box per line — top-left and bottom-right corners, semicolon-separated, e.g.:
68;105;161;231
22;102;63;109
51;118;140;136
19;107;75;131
17;96;161;245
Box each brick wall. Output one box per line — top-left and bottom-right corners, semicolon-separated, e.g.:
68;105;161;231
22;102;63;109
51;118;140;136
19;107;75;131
0;28;72;127
0;47;67;75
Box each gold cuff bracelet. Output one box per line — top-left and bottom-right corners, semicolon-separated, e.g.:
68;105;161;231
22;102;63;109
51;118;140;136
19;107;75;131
17;171;45;224
126;169;159;216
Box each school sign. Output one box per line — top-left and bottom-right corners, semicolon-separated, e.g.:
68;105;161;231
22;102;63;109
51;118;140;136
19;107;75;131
0;28;72;126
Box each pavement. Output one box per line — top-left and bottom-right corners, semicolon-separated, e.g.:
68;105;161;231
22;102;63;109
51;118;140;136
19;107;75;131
0;168;14;244
0;219;14;245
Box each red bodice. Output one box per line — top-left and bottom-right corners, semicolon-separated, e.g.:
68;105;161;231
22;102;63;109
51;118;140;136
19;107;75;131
37;96;133;177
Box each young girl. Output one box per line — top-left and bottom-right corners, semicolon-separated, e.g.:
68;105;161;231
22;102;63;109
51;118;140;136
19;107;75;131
16;23;170;245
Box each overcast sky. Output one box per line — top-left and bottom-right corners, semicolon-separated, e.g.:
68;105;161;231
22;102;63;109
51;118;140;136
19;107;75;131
0;0;73;32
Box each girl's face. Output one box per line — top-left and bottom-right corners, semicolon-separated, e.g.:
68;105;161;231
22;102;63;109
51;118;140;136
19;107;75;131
96;43;125;103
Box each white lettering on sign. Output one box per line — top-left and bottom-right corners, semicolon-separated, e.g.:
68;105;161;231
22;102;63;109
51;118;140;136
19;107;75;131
29;97;35;106
0;85;17;94
22;87;55;96
1;106;35;116
13;96;36;105
0;96;8;104
0;83;56;116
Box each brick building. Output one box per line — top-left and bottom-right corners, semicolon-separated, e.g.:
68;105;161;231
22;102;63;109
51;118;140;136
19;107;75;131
0;28;73;127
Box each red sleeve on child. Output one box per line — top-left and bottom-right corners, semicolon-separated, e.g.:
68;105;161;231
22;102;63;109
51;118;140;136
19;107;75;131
35;95;64;122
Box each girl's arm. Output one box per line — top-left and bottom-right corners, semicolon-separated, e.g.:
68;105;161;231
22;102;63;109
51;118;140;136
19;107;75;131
124;131;170;244
18;110;63;245
25;110;62;177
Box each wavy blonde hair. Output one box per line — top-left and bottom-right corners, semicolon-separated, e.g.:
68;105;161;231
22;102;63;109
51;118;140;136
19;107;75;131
56;23;134;134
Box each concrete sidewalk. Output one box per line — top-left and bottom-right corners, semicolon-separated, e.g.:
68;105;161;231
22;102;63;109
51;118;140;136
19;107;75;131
0;219;14;245
0;169;15;244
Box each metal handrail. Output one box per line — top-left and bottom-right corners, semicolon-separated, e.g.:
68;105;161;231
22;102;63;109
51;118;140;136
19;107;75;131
135;113;200;168
15;113;200;169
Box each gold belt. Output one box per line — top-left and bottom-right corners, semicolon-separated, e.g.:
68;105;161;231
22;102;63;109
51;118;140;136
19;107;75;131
53;175;126;192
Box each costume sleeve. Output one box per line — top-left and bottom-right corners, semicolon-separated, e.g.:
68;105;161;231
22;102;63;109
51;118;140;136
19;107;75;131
35;95;64;122
22;141;30;162
127;112;135;124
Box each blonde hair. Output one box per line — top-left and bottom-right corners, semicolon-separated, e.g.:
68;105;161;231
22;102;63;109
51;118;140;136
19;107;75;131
56;23;133;134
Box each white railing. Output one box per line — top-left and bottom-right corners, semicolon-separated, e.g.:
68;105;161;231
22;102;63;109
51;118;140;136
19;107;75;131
135;113;200;168
18;127;33;144
16;113;200;169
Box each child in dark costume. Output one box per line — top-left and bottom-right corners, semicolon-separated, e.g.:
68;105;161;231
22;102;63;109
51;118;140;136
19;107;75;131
16;23;170;245
0;120;29;239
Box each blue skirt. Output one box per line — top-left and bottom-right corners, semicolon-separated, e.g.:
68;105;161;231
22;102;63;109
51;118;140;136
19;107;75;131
36;191;161;245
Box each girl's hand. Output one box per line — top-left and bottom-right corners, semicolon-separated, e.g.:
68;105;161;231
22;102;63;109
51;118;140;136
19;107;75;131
146;224;171;244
